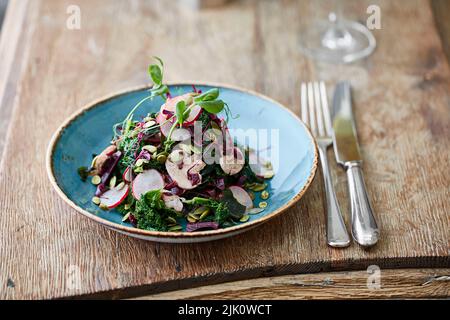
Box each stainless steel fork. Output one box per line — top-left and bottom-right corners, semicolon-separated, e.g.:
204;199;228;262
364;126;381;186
301;81;350;247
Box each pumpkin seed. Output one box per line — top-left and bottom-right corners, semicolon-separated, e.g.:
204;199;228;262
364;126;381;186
122;212;130;222
245;182;256;189
134;166;144;173
261;190;269;200
144;120;156;128
199;208;211;220
156;154;167;164
90;156;98;168
193;206;208;217
239;214;250;222
91;175;101;185
166;216;177;224
263;170;275;179
92;196;101;205
168;225;182;232
99;203;109;210
248;191;255;200
109;176;117;188
142;145;157;153
258;201;268;209
247;208;264;215
188;212;199;221
187;216;197;223
135;158;148;167
251;183;267;192
115;181;125;191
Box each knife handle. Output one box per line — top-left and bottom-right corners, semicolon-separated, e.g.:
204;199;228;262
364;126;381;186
345;161;379;247
318;144;350;247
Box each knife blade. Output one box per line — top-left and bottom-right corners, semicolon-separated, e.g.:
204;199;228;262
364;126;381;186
332;82;362;164
332;81;379;247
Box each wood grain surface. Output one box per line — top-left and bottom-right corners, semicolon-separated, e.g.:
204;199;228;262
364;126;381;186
0;0;449;299
138;268;450;299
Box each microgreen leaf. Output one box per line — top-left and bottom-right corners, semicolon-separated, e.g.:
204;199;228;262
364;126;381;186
148;64;162;86
150;84;169;97
196;100;225;114
194;88;219;102
175;100;186;126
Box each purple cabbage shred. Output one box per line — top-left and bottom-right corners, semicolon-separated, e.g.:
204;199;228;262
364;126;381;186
95;151;122;196
186;222;219;232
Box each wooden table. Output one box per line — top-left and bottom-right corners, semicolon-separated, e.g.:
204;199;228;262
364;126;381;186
0;0;449;299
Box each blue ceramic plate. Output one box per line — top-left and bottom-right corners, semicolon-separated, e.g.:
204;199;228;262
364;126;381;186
46;83;318;243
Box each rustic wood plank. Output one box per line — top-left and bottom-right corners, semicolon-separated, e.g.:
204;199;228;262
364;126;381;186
431;0;450;62
136;268;450;300
0;0;449;299
0;0;31;160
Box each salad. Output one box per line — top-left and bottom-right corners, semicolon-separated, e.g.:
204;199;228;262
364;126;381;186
78;58;274;232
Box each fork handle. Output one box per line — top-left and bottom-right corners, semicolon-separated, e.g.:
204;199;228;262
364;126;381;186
318;144;350;247
345;161;379;247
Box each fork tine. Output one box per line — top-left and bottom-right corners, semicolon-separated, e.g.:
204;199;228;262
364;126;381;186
313;82;325;137
307;82;317;136
300;83;308;124
319;81;332;136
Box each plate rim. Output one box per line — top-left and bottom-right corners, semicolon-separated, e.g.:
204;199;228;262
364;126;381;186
46;81;318;240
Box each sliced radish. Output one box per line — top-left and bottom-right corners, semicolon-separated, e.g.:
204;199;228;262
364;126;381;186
156;112;174;137
159;93;202;127
183;104;202;126
171;128;191;141
160;93;194;118
220;147;245;175
229;186;253;209
166;146;205;190
99;185;129;209
249;150;275;179
162;193;183;212
122;167;133;183
132;169;165;200
161;119;175;137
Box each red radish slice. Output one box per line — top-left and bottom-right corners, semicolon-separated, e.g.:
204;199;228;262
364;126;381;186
159;93;202;127
160;93;194;118
156;112;166;124
122;167;133;183
171;128;191;141
157;112;175;137
166;147;205;190
220;147;245;175
182;104;202;126
100;185;129;209
160;121;174;137
162;193;183;212
132;169;165;200
229;186;253;209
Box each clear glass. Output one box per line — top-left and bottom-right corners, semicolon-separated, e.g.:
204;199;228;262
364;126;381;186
298;1;376;64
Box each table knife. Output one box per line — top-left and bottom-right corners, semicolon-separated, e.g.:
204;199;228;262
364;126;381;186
332;81;379;247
